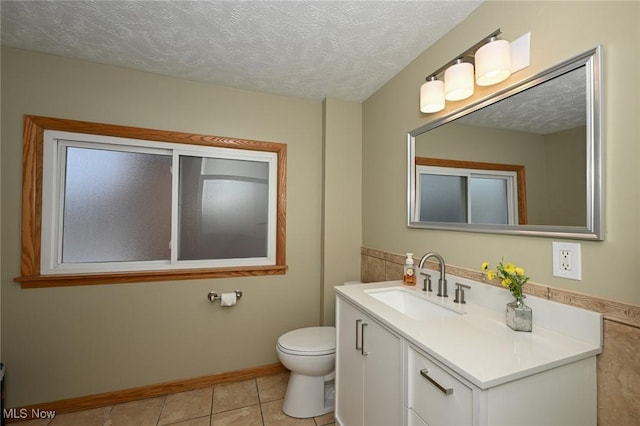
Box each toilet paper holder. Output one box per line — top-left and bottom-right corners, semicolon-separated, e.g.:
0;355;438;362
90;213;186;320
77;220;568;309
207;290;243;303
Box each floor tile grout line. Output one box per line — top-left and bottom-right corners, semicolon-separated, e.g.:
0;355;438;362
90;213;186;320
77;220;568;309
255;378;267;426
155;394;167;426
210;382;215;417
259;402;266;426
157;392;174;426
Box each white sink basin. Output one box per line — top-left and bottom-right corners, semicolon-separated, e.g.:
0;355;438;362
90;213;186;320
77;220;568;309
365;287;462;320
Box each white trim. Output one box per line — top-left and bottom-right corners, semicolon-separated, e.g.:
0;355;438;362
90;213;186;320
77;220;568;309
415;165;518;225
41;130;278;275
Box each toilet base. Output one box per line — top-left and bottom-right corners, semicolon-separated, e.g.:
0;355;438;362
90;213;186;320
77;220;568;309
282;373;335;418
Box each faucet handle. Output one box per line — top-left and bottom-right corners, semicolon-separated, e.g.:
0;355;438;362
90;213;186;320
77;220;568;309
453;283;471;304
420;272;432;292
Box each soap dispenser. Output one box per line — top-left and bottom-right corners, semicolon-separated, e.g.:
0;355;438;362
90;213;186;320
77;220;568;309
403;253;416;286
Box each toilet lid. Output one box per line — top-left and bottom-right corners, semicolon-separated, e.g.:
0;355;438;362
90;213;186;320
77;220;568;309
278;326;335;355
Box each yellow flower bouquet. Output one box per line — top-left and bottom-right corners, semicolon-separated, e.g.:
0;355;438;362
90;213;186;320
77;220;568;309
481;259;529;301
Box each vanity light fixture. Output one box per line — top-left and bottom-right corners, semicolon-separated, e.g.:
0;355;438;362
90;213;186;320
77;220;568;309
475;36;512;86
444;59;475;101
420;76;445;113
420;29;521;113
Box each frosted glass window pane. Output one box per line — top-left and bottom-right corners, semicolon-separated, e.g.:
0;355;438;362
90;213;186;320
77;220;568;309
419;174;467;222
62;147;172;263
179;156;269;260
470;177;508;224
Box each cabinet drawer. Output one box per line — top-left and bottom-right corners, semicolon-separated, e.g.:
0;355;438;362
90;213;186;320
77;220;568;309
407;346;472;426
407;408;430;426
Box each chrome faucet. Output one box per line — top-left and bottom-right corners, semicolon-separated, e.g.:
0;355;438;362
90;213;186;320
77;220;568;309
418;252;448;297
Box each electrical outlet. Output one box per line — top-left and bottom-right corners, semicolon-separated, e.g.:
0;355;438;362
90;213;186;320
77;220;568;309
552;242;581;280
559;249;572;271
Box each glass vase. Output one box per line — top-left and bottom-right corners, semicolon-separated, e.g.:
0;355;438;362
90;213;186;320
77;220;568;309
506;297;532;332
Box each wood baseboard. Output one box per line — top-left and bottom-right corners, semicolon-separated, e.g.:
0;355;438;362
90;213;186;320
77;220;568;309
7;363;287;422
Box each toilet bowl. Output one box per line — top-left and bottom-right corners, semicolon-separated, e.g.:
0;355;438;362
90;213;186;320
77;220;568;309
276;326;336;418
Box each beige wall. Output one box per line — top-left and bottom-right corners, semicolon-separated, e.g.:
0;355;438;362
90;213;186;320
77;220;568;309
362;1;640;304
321;98;363;325
0;47;357;407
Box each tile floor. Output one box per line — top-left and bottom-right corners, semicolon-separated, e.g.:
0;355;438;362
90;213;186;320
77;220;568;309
15;372;335;426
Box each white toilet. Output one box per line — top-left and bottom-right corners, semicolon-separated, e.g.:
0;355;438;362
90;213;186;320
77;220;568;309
276;326;336;418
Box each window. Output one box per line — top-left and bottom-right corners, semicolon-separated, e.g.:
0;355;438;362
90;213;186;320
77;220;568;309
17;116;287;287
414;157;527;225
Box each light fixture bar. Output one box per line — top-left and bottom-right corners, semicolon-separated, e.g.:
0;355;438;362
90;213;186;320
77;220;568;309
425;29;502;80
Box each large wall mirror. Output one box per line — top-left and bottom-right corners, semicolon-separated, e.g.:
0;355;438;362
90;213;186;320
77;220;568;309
408;46;603;240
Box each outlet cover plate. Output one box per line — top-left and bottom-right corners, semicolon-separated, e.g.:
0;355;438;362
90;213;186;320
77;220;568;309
552;241;582;280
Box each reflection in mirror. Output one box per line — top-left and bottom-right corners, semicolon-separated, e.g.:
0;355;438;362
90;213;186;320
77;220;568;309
408;46;602;240
415;157;526;225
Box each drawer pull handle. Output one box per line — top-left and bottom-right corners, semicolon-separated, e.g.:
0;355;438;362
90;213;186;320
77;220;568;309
420;369;454;395
355;319;362;350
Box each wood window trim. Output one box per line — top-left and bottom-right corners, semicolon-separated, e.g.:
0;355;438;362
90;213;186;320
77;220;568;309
415;157;528;225
15;115;287;288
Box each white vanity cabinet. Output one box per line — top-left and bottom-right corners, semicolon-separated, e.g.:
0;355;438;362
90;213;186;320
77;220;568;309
335;295;402;426
335;281;602;426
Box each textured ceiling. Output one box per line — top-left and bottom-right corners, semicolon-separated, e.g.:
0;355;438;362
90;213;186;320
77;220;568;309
459;66;586;135
1;0;483;102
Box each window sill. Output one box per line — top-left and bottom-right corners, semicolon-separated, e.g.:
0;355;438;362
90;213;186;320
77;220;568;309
15;265;288;288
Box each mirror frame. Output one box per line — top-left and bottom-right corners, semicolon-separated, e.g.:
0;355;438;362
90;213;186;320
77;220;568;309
407;46;603;240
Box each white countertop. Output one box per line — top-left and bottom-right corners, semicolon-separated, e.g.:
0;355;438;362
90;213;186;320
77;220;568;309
335;280;602;390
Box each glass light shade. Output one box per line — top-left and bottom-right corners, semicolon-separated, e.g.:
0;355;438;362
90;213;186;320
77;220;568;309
444;61;474;101
420;79;445;113
475;39;511;86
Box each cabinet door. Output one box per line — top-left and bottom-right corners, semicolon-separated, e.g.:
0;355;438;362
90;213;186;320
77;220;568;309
336;296;402;426
362;316;402;426
335;297;365;426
